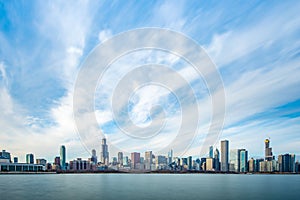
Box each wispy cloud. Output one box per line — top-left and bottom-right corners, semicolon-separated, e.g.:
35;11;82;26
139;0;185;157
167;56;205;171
0;1;299;162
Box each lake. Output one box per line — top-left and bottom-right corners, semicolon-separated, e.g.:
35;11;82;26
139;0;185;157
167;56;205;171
0;174;299;200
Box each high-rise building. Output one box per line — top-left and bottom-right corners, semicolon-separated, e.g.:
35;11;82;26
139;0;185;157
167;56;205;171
209;146;213;158
131;152;140;169
181;158;188;167
156;155;167;170
123;156;129;167
118;152;123;167
200;158;206;171
145;151;152;170
112;157;118;166
239;149;248;172
278;153;296;172
291;154;296;173
26;154;34;164
255;158;264;172
206;158;214;171
214;148;220;171
140;157;145;164
91;149;97;164
60;145;66;170
69;158;91;171
265;139;273;161
100;138;109;165
295;162;300;173
187;156;193;170
221;140;229;172
229;149;240;172
248;158;255;172
168;149;173;165
54;156;60;166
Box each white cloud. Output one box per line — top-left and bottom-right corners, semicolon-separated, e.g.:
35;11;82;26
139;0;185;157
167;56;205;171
1;1;300;162
0;1;100;162
205;5;300;67
98;29;113;43
152;1;187;31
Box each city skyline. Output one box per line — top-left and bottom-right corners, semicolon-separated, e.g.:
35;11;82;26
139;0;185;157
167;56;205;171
0;1;300;162
0;137;298;167
1;137;299;173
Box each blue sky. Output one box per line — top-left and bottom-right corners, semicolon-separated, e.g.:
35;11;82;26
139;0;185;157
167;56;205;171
0;0;300;162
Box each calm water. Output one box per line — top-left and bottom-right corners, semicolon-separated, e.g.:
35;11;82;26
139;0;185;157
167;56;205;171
0;174;299;200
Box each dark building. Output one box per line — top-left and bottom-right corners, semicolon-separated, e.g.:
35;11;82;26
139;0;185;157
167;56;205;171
278;154;296;172
26;154;34;164
91;149;97;164
60;145;66;170
255;158;264;172
0;150;11;162
54;156;60;166
214;148;220;171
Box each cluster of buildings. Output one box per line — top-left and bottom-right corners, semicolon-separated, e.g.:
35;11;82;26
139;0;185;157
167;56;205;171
204;139;298;173
1;138;300;173
0;150;44;172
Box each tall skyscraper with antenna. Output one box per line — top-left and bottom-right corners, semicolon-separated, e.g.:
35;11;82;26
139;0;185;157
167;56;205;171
265;138;274;161
101;138;109;165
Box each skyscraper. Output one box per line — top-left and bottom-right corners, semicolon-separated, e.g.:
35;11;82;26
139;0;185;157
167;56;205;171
145;151;152;170
229;149;240;172
221;140;229;172
278;153;296;172
91;149;97;164
168;149;173;165
54;156;60;166
118;152;123;167
131;152;140;169
123;156;129;166
156;155;167;170
291;154;296;173
60;145;66;170
206;158;214;171
248;158;255;172
100;138;109;165
239;149;248;172
209;146;213;158
187;156;193;170
214;148;220;171
264;138;273;161
26;154;34;164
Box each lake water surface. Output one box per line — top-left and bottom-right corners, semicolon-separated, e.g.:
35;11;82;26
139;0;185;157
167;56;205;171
0;174;299;200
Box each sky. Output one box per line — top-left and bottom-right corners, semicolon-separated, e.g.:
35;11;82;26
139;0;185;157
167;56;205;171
0;0;300;163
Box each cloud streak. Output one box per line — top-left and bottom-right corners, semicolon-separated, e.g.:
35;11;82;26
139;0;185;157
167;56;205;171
0;1;299;162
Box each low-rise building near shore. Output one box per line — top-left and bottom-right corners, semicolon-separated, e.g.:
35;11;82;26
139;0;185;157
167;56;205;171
0;163;44;172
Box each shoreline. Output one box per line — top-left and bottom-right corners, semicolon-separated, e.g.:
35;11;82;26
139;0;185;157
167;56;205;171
1;170;299;175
